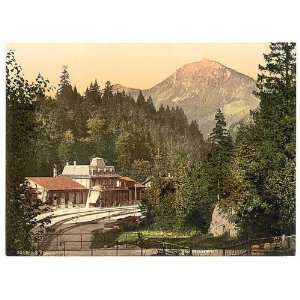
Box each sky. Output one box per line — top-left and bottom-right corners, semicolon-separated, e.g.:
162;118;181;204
7;43;269;94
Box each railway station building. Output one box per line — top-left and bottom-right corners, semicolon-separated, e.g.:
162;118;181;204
27;157;145;209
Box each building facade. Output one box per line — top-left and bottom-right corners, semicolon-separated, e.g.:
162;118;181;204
28;158;145;209
61;158;145;208
27;176;89;208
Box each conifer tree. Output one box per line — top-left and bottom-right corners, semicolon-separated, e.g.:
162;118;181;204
226;43;296;237
137;90;146;106
208;109;233;202
254;42;296;155
57;65;71;96
254;42;296;234
102;81;113;103
145;96;156;115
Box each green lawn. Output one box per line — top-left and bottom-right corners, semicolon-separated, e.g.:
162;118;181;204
91;227;239;250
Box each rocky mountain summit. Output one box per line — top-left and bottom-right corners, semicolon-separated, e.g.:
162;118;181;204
113;59;259;136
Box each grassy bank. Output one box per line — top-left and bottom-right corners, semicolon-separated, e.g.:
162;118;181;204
91;226;238;250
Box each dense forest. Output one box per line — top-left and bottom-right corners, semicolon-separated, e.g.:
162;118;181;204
6;42;296;254
30;65;206;179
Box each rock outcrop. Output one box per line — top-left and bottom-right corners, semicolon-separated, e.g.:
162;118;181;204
209;205;238;238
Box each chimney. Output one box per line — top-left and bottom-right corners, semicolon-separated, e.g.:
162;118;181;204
53;164;57;177
74;161;77;165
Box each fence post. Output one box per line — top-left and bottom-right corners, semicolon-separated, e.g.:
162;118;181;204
140;246;143;256
57;234;59;249
222;248;225;256
81;233;83;249
91;248;93;256
116;244;119;256
63;241;66;256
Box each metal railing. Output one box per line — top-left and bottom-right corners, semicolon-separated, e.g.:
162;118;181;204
33;232;295;256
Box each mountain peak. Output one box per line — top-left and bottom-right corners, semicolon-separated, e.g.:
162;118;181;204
112;59;259;136
179;59;225;75
195;58;221;65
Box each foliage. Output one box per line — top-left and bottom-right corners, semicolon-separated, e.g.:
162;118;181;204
131;159;152;182
208;109;233;202
142;153;215;233
179;161;216;232
224;43;296;238
6;50;50;255
23;63;206;176
58;129;76;164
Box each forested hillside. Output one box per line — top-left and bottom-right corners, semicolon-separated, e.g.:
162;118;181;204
31;65;206;179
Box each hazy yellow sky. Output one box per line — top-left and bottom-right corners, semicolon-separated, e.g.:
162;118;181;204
7;43;269;93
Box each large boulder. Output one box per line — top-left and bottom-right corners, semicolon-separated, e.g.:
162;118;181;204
209;205;238;238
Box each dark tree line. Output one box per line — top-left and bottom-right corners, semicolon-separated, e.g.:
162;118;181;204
31;65;206;180
221;43;296;238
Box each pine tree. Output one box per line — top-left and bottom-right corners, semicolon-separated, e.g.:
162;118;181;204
226;43;296;237
137;90;146;106
102;81;113;104
85;80;102;110
254;42;296;234
57;65;71;96
145;96;156;116
208;109;233;202
254;42;296;155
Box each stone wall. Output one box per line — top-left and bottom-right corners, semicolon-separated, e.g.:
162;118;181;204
209;204;238;238
251;235;296;255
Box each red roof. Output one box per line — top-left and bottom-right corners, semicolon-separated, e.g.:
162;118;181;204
27;176;88;191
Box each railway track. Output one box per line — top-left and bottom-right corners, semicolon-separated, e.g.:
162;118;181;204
39;206;141;251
